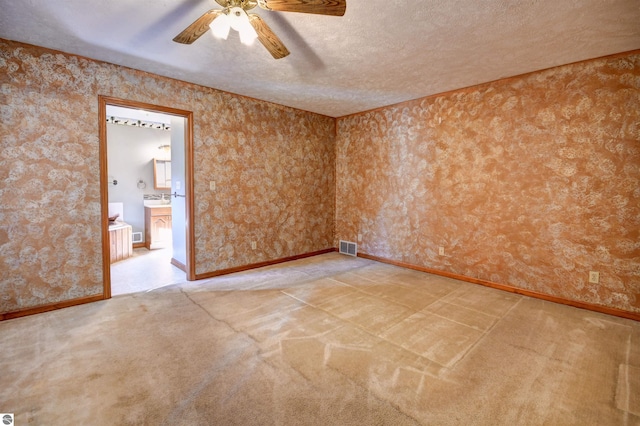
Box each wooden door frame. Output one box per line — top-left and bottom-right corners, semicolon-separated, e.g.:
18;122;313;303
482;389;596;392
99;96;196;298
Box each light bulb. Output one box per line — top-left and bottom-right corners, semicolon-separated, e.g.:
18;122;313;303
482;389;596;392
228;7;244;31
210;14;230;40
239;23;258;46
226;7;257;46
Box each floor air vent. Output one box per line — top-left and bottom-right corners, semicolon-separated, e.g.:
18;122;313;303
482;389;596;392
339;240;358;256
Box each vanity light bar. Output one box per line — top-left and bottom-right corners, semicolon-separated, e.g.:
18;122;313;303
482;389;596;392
106;116;171;131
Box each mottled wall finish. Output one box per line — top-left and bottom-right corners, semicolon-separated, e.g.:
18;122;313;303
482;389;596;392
336;52;640;313
0;42;103;313
195;94;335;273
194;95;336;275
0;39;335;314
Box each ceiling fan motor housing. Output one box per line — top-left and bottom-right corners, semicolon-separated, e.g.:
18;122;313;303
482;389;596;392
224;0;258;10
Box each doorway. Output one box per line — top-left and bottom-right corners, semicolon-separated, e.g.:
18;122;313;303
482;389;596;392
99;96;195;298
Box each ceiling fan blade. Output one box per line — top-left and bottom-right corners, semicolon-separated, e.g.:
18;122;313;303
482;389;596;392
258;0;346;16
173;9;223;44
248;14;290;59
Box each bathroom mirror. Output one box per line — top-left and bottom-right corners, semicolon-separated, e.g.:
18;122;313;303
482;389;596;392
153;158;171;189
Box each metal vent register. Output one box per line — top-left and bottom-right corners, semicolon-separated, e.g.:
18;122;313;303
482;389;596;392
339;240;357;256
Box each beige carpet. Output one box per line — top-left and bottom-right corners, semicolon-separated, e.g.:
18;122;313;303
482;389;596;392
1;253;639;425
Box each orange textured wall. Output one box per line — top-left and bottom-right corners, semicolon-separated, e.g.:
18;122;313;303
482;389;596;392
0;39;335;314
194;95;335;275
336;52;640;313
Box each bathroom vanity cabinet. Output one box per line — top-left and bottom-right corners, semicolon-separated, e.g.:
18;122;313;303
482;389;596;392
144;206;172;249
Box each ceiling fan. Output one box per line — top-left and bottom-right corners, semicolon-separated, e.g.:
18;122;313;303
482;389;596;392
173;0;347;59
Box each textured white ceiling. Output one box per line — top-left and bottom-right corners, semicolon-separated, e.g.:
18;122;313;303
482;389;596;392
1;0;639;117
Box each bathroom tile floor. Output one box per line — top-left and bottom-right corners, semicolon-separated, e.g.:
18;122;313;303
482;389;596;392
110;247;186;296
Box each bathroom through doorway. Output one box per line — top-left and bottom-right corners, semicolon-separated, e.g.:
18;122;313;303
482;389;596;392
99;96;195;298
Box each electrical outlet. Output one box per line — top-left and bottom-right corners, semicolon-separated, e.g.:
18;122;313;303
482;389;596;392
251;241;257;250
357;234;362;242
209;181;216;191
439;246;445;256
589;271;599;284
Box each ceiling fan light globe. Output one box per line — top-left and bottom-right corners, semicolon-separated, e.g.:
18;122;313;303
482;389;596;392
228;7;246;32
239;31;257;46
210;14;231;40
239;23;258;45
225;6;258;46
